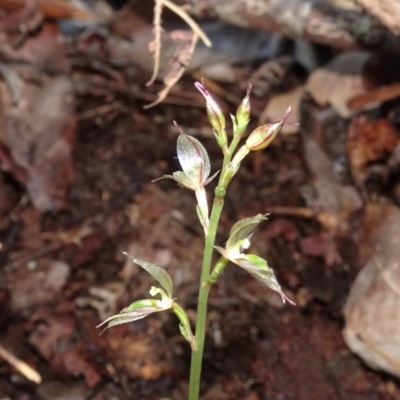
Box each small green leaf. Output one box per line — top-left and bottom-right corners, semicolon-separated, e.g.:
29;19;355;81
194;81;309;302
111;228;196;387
226;214;267;253
123;253;173;298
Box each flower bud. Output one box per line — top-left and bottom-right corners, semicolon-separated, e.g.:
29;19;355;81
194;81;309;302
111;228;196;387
246;107;291;151
195;80;227;147
235;83;252;134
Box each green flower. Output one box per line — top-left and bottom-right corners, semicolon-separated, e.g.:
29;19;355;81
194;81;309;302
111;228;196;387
153;127;218;232
97;254;195;348
153;129;218;191
215;214;295;304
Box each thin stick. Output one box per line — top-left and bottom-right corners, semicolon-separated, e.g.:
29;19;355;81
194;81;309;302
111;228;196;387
159;0;212;47
147;0;164;86
0;344;42;384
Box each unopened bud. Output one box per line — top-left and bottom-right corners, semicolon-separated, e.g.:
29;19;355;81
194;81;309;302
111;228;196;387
195;80;227;147
246;107;291;151
235;84;252;135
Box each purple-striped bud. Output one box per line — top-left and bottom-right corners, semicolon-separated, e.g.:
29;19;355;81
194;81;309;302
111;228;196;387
246;107;291;151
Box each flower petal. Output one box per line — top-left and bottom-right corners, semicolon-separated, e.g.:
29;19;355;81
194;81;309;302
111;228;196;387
172;171;198;190
235;254;295;304
226;214;267;253
123;254;173;298
177;134;210;185
97;299;165;332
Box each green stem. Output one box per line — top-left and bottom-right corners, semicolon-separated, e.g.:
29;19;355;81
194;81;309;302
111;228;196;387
188;134;242;400
188;194;224;400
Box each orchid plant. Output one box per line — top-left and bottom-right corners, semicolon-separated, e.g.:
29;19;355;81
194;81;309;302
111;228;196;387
98;80;294;400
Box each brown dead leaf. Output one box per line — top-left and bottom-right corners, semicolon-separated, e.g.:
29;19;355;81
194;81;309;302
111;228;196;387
305;51;370;117
61;346;101;388
301;232;342;267
0;0;97;21
343;203;400;378
38;381;86;400
0;23;75;212
302;135;363;222
10;259;70;312
29;316;76;360
29;315;101;387
347;116;399;186
106;333;172;380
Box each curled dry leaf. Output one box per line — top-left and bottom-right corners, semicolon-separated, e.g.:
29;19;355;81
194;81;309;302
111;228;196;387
343;203;400;378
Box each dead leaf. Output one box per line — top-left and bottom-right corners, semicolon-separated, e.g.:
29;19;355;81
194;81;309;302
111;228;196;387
61;346;101;387
10;259;70;312
347;116;399;186
38;381;86;400
305;51;370;117
0;23;75;212
29;316;76;360
106;333;172;380
0;0;97;21
301;232;342;267
343;203;400;378
29;315;101;387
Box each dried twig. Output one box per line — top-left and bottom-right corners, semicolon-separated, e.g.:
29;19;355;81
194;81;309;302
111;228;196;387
147;0;164;87
264;206;343;229
0;344;42;384
144;30;199;109
145;0;212;108
159;0;211;47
